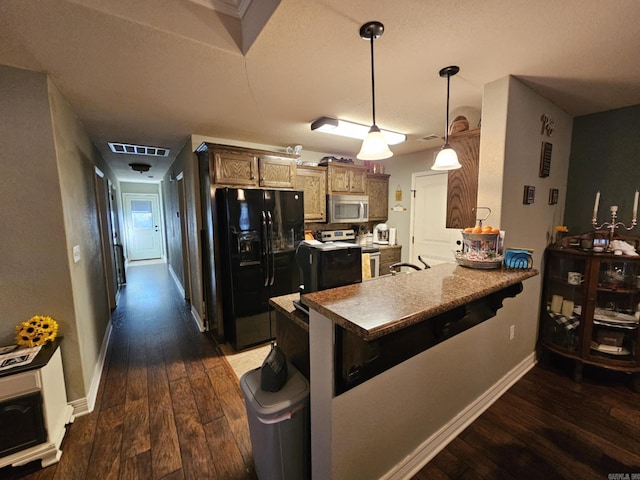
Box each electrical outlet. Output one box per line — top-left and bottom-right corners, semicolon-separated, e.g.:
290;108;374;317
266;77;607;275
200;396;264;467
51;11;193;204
509;325;515;340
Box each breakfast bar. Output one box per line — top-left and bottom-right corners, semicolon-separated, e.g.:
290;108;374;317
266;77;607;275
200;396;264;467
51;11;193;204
271;263;538;479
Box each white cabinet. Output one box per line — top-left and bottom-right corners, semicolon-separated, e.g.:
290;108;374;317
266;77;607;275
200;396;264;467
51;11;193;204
0;341;74;468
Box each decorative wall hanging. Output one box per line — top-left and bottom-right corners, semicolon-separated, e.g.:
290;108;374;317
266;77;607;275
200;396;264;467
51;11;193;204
549;188;559;205
523;185;536;205
540;114;555;137
539;142;552;177
395;185;402;202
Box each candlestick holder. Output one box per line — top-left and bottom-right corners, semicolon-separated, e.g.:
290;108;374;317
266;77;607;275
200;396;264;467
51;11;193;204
592;205;637;249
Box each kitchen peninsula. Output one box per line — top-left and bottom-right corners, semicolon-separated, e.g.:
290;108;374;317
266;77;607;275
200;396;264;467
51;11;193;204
270;263;538;480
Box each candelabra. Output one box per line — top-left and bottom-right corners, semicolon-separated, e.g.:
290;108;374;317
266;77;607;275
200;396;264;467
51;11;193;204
591;190;638;248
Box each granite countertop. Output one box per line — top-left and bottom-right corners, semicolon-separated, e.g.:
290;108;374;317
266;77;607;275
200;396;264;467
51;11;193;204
269;292;309;332
299;263;538;341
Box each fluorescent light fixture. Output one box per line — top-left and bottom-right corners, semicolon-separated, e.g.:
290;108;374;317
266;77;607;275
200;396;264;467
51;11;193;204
310;116;406;145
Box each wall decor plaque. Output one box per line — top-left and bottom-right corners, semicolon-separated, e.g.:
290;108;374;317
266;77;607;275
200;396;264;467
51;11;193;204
539;142;552;177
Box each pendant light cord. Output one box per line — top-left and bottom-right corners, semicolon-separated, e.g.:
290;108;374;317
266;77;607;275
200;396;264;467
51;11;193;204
444;73;450;146
369;33;377;127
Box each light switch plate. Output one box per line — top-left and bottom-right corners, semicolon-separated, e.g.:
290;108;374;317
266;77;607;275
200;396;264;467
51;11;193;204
73;245;81;263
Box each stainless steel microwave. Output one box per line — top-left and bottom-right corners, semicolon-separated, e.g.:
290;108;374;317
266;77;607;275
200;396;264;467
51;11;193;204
327;194;369;223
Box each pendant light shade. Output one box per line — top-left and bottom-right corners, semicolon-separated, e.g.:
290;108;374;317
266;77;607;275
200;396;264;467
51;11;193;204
431;65;462;170
358;125;393;160
357;21;392;161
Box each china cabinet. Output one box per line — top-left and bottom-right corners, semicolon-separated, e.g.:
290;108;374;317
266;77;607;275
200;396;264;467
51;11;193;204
295;166;327;222
540;245;640;390
366;173;389;222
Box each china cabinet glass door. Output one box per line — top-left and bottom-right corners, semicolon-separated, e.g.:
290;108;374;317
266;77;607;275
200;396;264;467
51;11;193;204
590;259;640;361
541;251;587;353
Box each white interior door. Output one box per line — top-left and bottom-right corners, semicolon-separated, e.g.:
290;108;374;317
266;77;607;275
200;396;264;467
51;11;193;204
410;171;461;266
124;194;163;261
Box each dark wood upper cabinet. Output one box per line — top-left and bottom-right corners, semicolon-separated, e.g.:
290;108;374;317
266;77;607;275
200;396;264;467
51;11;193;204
446;128;480;229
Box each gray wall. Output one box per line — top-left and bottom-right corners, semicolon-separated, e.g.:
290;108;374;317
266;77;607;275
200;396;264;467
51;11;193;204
564;104;640;234
0;65;113;403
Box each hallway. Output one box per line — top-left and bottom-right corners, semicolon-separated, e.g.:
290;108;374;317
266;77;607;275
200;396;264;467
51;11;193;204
5;262;258;480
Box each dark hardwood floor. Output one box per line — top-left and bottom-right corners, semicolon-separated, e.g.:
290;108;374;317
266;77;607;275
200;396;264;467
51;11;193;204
3;262;639;479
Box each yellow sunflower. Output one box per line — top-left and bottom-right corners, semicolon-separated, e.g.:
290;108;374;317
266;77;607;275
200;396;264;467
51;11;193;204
15;315;59;347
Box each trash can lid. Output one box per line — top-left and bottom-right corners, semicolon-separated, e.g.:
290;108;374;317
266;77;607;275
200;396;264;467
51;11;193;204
241;362;309;418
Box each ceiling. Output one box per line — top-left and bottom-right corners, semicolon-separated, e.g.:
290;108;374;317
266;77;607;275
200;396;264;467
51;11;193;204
2;0;640;183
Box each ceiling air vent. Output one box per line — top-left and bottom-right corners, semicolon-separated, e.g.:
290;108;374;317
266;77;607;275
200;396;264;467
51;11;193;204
419;134;441;142
108;142;170;157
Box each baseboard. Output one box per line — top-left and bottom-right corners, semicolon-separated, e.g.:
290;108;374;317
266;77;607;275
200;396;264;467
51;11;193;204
383;352;537;480
191;305;205;332
70;320;113;418
168;264;185;299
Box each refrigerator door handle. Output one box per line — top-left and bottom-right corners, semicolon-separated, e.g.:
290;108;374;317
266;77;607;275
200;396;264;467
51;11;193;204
267;210;275;286
262;210;270;287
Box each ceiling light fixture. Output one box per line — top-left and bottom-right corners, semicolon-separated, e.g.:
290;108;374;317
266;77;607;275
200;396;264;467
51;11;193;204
129;162;151;173
357;21;393;161
310;116;406;145
431;65;462;170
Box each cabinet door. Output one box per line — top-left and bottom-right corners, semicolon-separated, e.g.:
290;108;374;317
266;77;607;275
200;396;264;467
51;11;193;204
379;246;401;276
213;150;259;186
328;165;351;193
296;167;327;222
589;258;640;363
446;129;479;229
327;165;368;194
349;168;367;194
259;155;297;189
0;391;46;458
367;174;389;222
540;250;587;353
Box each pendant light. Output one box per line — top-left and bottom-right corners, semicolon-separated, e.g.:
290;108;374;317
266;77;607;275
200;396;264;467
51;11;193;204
357;21;393;161
431;65;462;170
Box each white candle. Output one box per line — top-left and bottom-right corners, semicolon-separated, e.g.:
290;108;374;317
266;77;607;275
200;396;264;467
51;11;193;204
633;190;639;221
593;191;600;220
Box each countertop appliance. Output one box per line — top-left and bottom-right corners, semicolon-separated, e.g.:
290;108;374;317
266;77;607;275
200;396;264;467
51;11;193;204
200;184;304;350
295;241;362;294
373;223;389;245
327;194;369;224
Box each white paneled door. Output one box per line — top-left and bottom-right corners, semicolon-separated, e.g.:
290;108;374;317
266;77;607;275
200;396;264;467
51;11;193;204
124;194;163;261
410;171;460;266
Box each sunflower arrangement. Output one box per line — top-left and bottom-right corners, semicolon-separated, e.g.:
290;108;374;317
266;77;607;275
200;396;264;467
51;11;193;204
15;315;59;347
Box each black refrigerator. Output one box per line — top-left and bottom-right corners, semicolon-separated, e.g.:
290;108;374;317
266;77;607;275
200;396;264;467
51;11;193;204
203;187;304;350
